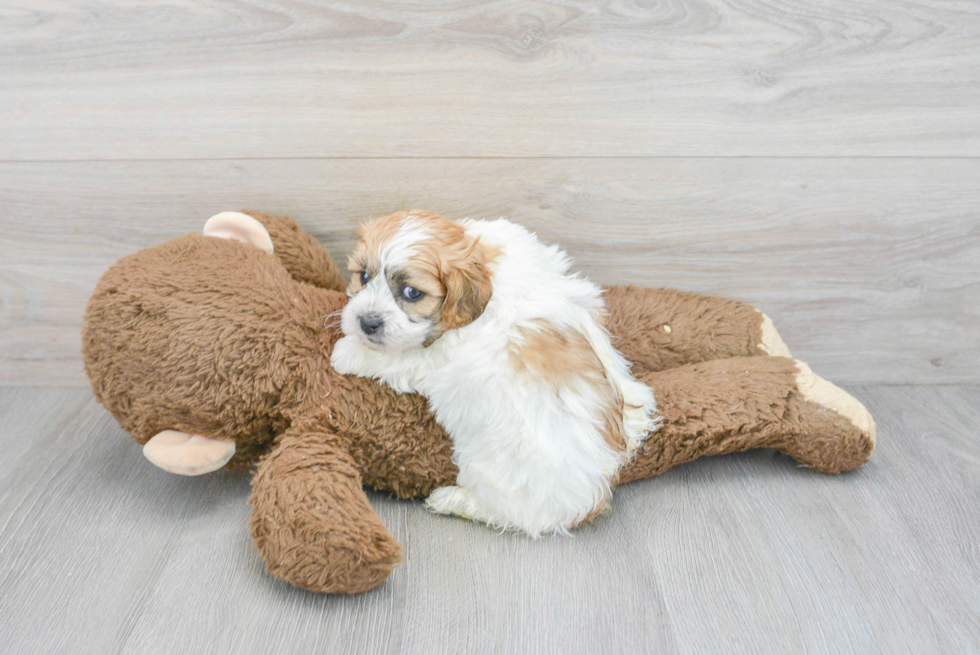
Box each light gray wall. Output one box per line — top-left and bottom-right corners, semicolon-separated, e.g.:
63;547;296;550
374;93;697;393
1;0;978;386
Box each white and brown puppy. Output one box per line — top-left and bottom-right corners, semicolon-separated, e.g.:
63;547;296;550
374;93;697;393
331;210;658;537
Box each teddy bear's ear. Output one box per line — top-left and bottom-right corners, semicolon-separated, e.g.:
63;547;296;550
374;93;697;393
203;211;275;254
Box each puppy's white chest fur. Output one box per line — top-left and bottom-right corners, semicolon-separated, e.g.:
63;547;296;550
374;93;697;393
332;216;658;536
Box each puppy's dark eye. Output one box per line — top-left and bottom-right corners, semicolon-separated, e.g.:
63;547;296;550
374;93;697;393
358;271;370;285
401;286;424;302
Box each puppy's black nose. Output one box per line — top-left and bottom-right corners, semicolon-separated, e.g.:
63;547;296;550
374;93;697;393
359;314;384;335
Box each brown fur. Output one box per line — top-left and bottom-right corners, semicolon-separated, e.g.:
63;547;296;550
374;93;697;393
349;211;408;278
509;320;628;453
439;244;495;331
603;284;772;377
350;210;498;340
82;211;875;595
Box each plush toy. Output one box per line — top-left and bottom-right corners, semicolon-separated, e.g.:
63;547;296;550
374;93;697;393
82;211;876;594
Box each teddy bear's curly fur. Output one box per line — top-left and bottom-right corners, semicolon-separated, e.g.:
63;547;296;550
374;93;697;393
82;212;876;594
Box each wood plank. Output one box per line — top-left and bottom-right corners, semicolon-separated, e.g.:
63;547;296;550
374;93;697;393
119;490;414;655
396;490;678;655
628;384;980;655
0;391;241;653
1;158;977;386
2;385;979;654
0;387;88;479
1;0;978;159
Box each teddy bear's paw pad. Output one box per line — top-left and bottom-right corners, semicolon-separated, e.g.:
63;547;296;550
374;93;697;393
203;211;274;254
425;486;474;519
794;360;876;447
143;430;236;476
757;311;792;357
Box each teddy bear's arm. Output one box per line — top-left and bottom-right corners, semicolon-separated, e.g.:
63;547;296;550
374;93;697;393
249;422;403;594
619;355;876;484
242;211;347;292
603;285;791;375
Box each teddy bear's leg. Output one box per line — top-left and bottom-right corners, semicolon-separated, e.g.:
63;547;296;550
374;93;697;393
618;356;875;485
248;424;403;594
242;211;347;292
142;430;236;476
603;285;792;375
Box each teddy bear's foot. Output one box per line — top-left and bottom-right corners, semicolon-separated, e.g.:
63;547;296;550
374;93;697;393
622;356;876;484
142;430;236;476
757;311;792;357
787;360;876;474
249;428;404;594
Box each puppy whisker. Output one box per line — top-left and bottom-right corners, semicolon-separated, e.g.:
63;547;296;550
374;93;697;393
317;310;345;334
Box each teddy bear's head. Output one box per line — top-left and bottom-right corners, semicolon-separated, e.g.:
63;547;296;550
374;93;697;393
83;213;350;471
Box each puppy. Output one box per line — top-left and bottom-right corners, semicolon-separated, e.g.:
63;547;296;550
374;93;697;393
331;210;658;537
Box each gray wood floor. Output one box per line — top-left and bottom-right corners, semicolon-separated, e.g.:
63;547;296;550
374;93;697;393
2;1;979;654
1;385;977;655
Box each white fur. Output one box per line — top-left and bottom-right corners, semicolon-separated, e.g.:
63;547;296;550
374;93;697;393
332;218;659;537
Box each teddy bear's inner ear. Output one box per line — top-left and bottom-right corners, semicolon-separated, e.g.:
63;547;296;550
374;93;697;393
203;211;275;254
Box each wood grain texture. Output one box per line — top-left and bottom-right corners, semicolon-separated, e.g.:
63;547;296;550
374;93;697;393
1;0;979;159
1;158;977;386
630;386;980;654
2;1;976;651
1;385;978;654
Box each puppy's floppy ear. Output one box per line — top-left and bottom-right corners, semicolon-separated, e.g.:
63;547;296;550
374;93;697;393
441;239;493;330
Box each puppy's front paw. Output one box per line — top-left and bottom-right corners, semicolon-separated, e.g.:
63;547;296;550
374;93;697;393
425;486;473;519
330;335;364;375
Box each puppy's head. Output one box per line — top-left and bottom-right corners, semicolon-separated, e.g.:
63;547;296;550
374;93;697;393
341;210;496;352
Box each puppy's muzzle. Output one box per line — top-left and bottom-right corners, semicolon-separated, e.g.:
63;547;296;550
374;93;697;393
359;314;384;336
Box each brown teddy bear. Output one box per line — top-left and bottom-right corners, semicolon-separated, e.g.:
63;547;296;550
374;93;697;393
82;211;876;594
